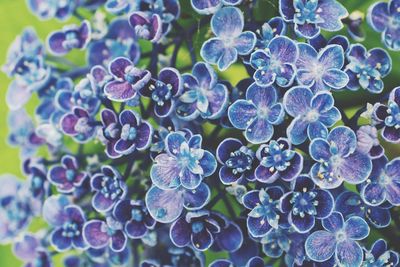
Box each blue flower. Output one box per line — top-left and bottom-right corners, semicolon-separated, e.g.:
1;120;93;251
43;196;87;251
279;0;348;39
176;62;228;120
13;233;51;267
283;86;341;145
48;155;88;193
113;200;156;239
242;187;284;237
357;125;385;159
336;191;392;229
228;83;284;144
129;12;162;43
150;132;217;190
47;20;91;56
90;166;127;213
105;0;133;14
256;17;287;50
281;175;334;233
83;217;127;252
345;44;392;94
250;36;298;87
191;0;242;15
368;0;400;51
27;0;79;20
305;212;369;266
361;156;400;206
255;138;303;183
296;43;348;92
309;126;372;189
209;257;265;267
362;239;399;266
201;7;256;71
139;67;182;117
105;57;151;102
146;183;211;223
373;87;400;143
216;138;256;184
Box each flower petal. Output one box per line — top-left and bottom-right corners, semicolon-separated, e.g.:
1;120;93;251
305;230;336;262
145;186;183;223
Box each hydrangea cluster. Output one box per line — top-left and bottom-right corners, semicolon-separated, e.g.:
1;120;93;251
2;0;400;266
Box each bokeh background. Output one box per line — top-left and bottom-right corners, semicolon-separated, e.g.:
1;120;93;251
1;0;400;266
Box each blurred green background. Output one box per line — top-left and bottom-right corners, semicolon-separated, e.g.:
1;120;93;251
1;0;400;266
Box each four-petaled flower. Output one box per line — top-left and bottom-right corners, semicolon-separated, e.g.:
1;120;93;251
281;175;334;233
228;83;285;144
309;126;372;189
61;107;97;143
362;239;399;266
250;36;298;87
201;7;256;71
283;86;341;145
129;12;162;43
305;212;370;267
345;44;392;94
255;138;303;183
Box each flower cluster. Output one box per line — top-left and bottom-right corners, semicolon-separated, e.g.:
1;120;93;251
2;0;400;266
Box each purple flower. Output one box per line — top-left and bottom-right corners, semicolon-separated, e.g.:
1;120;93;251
228;83;284;144
43;196;87;251
48;155;88;193
255;138;303;183
210;256;264;267
191;0;242;14
250;36;298;87
283;87;341;145
345;44;392;94
356;125;385;159
367;0;400;50
373;87;400;143
113;200;156;239
361;156;400;206
104;57;151;102
87;19;140;67
129;12;162;43
27;0;79;21
150;132;217;190
242;187;284;237
27;165;49;200
176;62;228;120
145;183;211;223
170;210;221;251
12;233;52;267
256;17;287;50
216;138;256;184
139;67;182;117
336;191;392;229
305;212;369;266
279;0;348;39
281;175;334;233
60;107;97;143
362;239;399;266
99;108;122;158
47;20;91;56
309;126;372;189
90;166;127;213
296;43;348;92
83;217;127;252
201;7;256;71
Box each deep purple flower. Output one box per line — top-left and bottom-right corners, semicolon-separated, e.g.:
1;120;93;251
90;166;127;213
368;0;400;50
281;175;334;233
139;67;182;117
150;132;216;190
345;44;392;94
250;36;298;87
170;210;221;251
83;217;127;252
279;0;348;39
305;212;369;266
310;126;372;189
216;138;256;184
361;156;400;206
228;83;284;144
255;138;303;183
129;12;162;43
104;57;151;102
242;187;284;237
113;200;156;239
61;107;97;143
48;155;88;193
47;20;91;56
373;87;400;143
176;62;228;120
